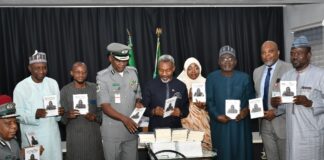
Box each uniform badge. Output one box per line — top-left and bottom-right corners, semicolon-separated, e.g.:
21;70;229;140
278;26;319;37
112;83;120;91
129;79;138;92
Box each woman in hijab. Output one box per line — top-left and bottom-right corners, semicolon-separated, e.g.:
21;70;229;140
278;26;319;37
177;57;212;150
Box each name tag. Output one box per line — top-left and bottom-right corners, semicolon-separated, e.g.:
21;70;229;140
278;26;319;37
115;94;121;103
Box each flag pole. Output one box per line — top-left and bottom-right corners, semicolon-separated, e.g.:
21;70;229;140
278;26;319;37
153;27;162;78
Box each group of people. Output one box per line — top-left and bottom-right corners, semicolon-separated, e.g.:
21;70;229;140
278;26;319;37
0;35;323;160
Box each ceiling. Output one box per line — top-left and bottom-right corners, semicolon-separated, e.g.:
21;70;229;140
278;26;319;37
0;0;322;7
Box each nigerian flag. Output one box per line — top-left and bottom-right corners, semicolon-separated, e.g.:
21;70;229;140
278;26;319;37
153;28;162;78
127;29;136;67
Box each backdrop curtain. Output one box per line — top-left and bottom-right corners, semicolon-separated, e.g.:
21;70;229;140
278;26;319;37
0;7;284;133
0;7;284;94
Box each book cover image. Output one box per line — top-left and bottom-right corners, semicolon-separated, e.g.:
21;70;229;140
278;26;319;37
129;107;146;124
249;98;264;119
163;97;177;118
26;131;39;146
225;99;240;120
25;145;40;160
280;81;297;103
73;94;89;115
43;95;58;117
191;83;206;103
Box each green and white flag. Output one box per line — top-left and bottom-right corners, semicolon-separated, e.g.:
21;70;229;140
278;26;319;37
153;28;162;78
127;29;136;67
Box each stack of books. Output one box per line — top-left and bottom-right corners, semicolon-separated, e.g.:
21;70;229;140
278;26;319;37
171;128;188;142
138;132;155;144
155;128;172;142
187;130;205;142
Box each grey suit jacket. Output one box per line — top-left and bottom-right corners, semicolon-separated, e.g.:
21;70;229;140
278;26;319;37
253;60;292;138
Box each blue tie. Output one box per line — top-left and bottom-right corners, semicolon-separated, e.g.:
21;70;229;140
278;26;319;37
263;67;272;111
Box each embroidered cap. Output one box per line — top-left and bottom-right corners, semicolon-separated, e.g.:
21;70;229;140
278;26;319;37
219;45;236;57
29;50;47;64
107;43;131;61
292;35;310;48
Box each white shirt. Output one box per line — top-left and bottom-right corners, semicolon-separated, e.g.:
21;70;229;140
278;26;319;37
260;60;278;98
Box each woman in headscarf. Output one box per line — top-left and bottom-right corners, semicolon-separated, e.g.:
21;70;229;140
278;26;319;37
177;57;212;150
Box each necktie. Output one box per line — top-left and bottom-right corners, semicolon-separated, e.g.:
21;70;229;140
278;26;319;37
166;83;170;99
263;67;272;111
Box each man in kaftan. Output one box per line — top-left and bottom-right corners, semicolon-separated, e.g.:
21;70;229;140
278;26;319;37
272;36;324;160
13;51;63;160
206;45;254;160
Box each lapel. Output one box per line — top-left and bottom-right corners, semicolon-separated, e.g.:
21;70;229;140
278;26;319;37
270;60;283;89
256;65;266;94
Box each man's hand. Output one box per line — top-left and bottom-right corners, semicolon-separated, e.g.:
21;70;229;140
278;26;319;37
135;101;144;108
236;108;249;122
294;95;312;107
67;109;80;119
35;109;47;119
58;107;65;116
194;101;206;110
40;145;45;155
188;88;193;100
264;109;276;121
152;106;164;117
121;116;138;134
217;115;230;124
171;107;181;117
84;112;96;121
271;97;282;108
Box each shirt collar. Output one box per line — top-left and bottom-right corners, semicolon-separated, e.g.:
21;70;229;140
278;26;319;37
108;65;129;75
266;59;278;70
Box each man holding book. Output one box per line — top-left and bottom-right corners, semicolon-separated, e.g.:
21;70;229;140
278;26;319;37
253;40;292;160
13;50;64;160
143;54;189;131
97;43;143;160
271;36;324;160
60;62;104;160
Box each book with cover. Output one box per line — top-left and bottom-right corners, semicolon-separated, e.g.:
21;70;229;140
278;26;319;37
280;81;297;103
26;131;39;146
171;128;188;142
155;128;172;143
25;145;40;160
187;130;204;142
138;132;155;143
73;94;89;115
191;83;206;103
249;98;264;119
129;107;146;124
163;97;177;118
225;99;240;119
43;95;58;117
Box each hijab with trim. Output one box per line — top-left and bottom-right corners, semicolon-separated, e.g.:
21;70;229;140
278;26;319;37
177;57;206;93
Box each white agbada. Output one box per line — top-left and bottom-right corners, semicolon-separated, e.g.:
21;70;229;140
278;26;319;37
279;65;324;160
14;76;62;160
